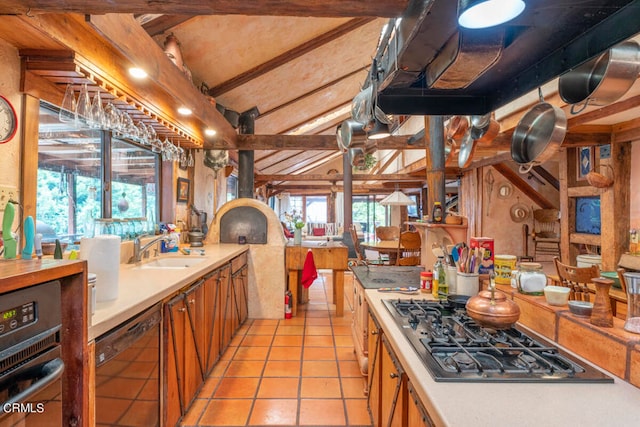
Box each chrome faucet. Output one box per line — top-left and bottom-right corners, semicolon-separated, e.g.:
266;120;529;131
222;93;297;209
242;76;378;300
129;233;170;263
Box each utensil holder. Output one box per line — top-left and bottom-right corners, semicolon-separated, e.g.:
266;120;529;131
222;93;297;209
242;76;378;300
456;272;479;296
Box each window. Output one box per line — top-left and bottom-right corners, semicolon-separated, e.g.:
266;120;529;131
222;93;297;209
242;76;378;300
37;103;159;244
305;196;327;223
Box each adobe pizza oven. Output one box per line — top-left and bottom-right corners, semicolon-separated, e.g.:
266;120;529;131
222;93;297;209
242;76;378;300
207;198;286;319
219;206;267;244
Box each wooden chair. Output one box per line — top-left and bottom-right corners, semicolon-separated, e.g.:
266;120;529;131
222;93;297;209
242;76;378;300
532;209;561;260
396;231;422;266
553;256;600;302
350;224;383;266
376;226;399;241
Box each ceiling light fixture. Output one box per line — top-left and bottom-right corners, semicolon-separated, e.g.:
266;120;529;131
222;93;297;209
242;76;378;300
367;118;391;140
128;67;148;79
205;128;217;137
458;0;525;29
177;106;192;116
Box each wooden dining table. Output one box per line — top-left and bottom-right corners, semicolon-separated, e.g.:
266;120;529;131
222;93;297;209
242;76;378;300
360;240;402;264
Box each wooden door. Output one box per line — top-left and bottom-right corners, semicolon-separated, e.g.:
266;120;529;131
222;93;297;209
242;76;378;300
164;294;186;427
367;311;382;426
218;265;233;351
232;265;248;328
203;269;221;375
381;334;406;427
184;282;204;406
407;380;434;427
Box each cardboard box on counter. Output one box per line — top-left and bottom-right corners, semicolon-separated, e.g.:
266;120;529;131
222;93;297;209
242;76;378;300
470;237;494;274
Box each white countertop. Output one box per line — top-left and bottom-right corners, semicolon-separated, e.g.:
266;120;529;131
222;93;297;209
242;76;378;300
365;290;640;427
89;243;247;340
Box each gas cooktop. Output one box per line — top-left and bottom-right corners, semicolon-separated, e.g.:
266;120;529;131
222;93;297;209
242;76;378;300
383;298;613;383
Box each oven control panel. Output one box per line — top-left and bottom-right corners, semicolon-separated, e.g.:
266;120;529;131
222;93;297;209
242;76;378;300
0;301;36;336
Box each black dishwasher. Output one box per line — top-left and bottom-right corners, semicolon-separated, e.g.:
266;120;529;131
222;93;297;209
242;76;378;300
95;304;161;427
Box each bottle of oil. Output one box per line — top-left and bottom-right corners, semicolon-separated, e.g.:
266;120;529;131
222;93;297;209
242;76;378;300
436;256;448;298
432;257;447;298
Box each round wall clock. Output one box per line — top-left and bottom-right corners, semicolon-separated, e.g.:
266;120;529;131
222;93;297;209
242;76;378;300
0;95;18;144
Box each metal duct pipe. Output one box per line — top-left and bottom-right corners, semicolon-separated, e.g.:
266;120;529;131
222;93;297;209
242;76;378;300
238;107;259;198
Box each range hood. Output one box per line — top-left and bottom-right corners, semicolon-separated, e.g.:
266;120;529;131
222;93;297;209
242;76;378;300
373;0;640;115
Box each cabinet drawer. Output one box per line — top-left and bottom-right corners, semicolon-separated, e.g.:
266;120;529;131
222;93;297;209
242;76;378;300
231;252;248;273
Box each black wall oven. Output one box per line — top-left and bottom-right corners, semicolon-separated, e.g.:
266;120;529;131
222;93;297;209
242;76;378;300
0;280;64;426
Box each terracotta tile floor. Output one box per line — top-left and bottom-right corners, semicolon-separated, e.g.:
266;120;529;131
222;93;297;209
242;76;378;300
180;270;373;427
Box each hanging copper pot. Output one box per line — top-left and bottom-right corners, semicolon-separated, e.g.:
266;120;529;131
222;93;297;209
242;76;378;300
466;287;521;329
446;115;469;140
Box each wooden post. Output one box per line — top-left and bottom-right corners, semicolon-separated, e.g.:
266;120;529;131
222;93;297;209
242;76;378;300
425;116;446;215
600;139;631;271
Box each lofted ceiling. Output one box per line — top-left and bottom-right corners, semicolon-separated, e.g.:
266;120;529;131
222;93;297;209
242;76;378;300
2;0;640;197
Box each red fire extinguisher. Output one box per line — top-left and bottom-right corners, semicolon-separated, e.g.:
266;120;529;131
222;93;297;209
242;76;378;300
285;290;293;319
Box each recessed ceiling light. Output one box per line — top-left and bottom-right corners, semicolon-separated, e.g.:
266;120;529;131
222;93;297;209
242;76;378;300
458;0;526;29
205;128;217;136
129;67;148;79
177;106;192;116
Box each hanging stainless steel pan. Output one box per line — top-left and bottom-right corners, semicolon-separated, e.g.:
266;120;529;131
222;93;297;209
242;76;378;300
511;89;566;173
458;131;476;168
559;40;640;114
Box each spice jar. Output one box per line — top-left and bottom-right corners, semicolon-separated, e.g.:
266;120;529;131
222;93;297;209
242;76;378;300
515;262;547;295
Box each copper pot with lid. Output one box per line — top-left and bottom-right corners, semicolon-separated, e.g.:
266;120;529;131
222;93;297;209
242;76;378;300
465;287;521;329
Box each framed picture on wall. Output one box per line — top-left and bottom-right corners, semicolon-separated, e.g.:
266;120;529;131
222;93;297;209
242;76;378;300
177;178;190;203
577;147;594;181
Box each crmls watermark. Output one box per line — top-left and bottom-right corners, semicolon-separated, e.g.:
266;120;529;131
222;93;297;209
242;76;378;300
2;402;45;414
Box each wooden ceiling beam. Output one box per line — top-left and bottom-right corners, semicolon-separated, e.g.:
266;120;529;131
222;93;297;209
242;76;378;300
140;15;193;37
208;18;375;96
234;134;420;150
255;173;425;184
269;182;424;193
2;1;409;17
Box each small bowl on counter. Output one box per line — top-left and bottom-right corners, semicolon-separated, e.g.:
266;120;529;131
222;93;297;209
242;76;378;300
568;300;593;318
544;285;571;306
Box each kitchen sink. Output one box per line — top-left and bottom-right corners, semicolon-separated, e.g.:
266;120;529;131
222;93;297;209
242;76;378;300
133;257;206;270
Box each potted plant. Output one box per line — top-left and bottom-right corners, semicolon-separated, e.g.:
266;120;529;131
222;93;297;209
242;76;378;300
354;153;377;172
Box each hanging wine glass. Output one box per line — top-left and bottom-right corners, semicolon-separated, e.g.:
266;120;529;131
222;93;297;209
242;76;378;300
59;84;76;123
151;136;163;153
147;124;157;144
103;102;118;131
187;149;195;167
179;144;188;168
90;88;104;129
75;83;92;128
136;121;149;145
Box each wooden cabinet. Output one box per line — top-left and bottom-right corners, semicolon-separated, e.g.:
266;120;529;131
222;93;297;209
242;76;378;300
202;265;227;375
232;256;249;327
164;285;203;427
408;380;434;427
163;252;249;426
367;313;382;426
367;307;433;427
380;334;407;427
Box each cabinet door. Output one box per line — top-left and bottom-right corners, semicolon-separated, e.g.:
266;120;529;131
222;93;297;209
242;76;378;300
380;334;406;427
407;380;434;427
184;282;205;406
219;265;233;351
203;269;221;375
164;294;186;427
367;311;382;426
232;265;248;327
